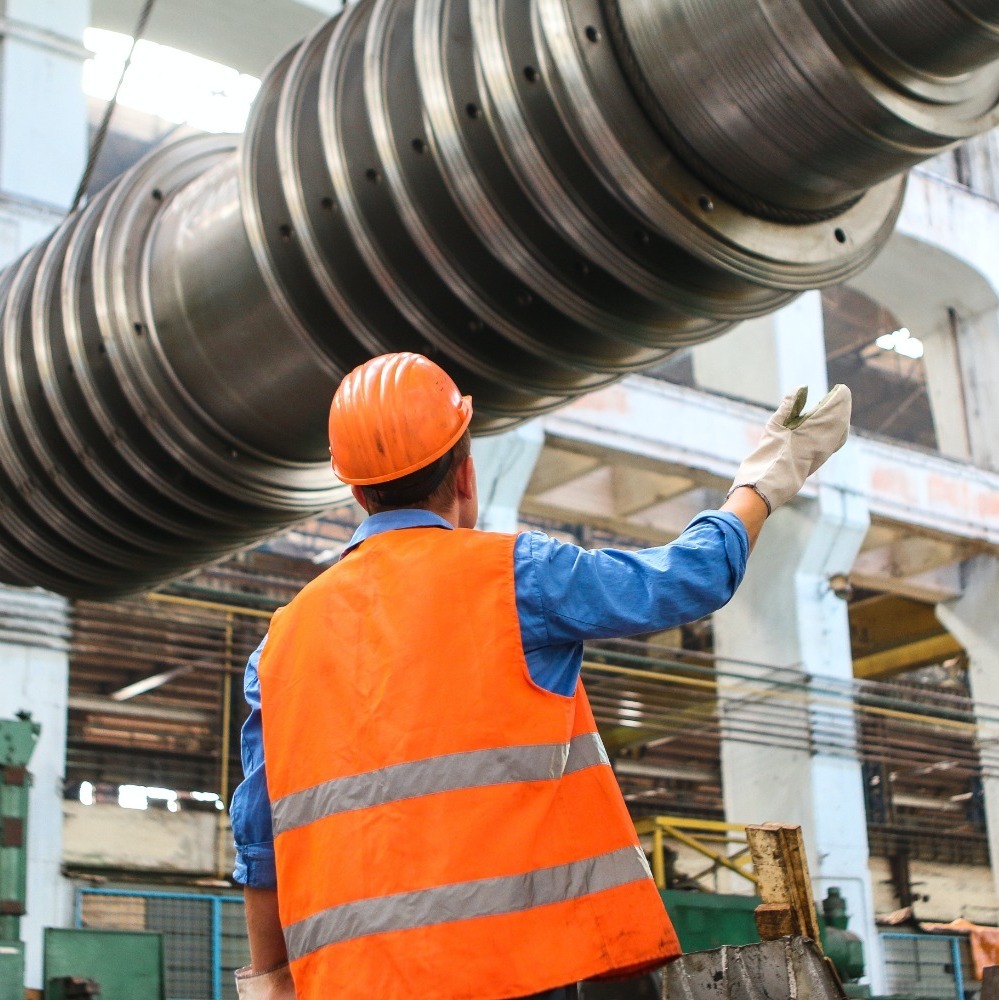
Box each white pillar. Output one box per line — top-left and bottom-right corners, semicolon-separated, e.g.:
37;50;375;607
0;6;87;987
713;450;885;988
936;557;999;907
0;587;72;991
0;0;90;265
691;292;828;407
471;421;544;533
921;308;999;470
696;287;888;981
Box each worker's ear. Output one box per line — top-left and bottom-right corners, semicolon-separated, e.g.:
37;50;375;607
455;454;476;501
350;484;370;512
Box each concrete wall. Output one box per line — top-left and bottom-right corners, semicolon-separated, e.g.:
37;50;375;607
869;857;998;925
63;801;235;877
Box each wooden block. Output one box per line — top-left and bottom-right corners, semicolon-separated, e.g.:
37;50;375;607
746;823;822;947
755;902;797;941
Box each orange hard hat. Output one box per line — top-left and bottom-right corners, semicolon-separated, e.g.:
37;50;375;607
329;353;473;486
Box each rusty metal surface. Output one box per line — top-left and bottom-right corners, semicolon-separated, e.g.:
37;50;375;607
664;938;846;1000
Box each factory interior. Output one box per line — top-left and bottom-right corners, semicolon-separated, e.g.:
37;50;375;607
2;0;999;997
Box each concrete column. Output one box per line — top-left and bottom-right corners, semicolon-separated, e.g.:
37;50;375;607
0;0;90;265
713;444;885;991
0;5;87;987
471;421;544;533
921;308;999;471
0;587;72;991
691;292;828;407
936;557;999;908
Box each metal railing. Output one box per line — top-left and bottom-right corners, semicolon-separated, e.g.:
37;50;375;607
634;815;757;891
75;887;247;1000
881;932;971;1000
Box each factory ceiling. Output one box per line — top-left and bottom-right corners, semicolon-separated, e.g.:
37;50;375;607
90;0;340;77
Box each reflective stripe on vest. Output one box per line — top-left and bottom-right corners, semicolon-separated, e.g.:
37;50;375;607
284;845;653;963
272;731;610;836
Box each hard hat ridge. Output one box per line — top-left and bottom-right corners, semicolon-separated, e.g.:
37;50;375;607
328;353;473;489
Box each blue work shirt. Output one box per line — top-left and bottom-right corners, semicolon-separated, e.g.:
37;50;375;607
231;508;749;888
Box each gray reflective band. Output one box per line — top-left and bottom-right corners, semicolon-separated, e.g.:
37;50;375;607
273;732;609;835
284;844;652;962
565;730;610;774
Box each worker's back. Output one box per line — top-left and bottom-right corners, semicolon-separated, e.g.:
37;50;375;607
259;525;679;999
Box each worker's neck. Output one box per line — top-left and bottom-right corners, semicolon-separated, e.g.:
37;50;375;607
370;499;462;529
428;499;462;529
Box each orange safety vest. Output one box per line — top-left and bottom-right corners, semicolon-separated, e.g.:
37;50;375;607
259;526;680;999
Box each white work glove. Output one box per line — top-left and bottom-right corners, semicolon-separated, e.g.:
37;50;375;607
729;384;851;513
235;964;297;1000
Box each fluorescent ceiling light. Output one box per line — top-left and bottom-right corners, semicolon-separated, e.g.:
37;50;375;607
875;327;924;360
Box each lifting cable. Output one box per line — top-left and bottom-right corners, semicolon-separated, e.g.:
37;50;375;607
70;0;158;212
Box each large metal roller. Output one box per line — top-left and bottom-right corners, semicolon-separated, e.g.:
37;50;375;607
2;0;998;598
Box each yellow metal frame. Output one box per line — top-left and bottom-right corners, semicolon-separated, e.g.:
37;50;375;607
633;816;759;890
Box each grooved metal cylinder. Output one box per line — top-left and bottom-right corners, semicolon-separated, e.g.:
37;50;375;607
2;0;999;598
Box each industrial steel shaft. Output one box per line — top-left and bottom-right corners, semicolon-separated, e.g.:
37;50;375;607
2;0;998;598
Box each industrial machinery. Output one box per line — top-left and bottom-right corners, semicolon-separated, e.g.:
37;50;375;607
0;0;996;598
582;824;870;1000
43;927;165;1000
0;714;39;1000
0;716;166;999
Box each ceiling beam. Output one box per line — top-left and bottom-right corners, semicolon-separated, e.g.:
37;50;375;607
68;695;211;724
90;0;333;77
853;633;963;679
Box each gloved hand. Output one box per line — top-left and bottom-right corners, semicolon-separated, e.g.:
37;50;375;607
729;384;851;513
235;963;297;1000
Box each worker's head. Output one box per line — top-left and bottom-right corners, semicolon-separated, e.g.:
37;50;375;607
328;353;477;526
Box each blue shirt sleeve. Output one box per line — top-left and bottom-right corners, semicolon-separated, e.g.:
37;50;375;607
514;511;749;696
230;637;277;888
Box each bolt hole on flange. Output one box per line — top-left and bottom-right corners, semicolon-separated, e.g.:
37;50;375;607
278;223;293;242
365;167;382;183
523;66;540;83
151;188;163;202
411;138;427;154
585;25;601;43
133;322;144;336
834;228;847;244
698;195;715;212
466;102;482;119
321;196;335;211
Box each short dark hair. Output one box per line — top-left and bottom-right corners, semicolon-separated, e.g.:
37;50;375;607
360;430;471;514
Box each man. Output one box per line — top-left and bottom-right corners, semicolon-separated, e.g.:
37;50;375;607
232;351;851;999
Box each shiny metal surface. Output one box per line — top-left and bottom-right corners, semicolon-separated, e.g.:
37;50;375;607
610;0;999;218
2;0;999;598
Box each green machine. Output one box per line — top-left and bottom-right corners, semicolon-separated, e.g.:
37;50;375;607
43;928;165;1000
0;714;40;1000
0;715;165;999
663;887;867;990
